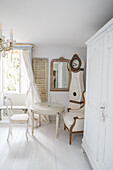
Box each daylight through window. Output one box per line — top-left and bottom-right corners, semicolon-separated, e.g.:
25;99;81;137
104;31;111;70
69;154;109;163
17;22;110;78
2;49;29;93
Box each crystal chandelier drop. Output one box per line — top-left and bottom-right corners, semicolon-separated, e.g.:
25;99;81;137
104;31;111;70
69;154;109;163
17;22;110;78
0;24;16;54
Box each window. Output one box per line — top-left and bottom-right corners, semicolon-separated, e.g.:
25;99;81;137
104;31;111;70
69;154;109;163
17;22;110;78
2;47;31;93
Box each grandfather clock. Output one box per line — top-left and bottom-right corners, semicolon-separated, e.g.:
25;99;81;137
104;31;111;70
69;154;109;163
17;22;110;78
68;54;85;109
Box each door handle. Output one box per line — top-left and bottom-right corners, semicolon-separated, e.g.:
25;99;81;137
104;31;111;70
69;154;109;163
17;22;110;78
100;107;105;109
101;112;105;121
100;107;105;122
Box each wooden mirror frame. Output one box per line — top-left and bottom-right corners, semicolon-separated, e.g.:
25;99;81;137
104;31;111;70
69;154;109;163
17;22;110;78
50;57;71;91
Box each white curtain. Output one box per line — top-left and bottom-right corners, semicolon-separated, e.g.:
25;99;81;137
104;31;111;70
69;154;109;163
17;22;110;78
23;49;49;125
23;50;41;108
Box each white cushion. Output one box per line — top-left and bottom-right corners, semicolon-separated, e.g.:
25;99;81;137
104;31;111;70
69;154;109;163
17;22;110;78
11;113;29;123
72;119;84;132
63;110;84;129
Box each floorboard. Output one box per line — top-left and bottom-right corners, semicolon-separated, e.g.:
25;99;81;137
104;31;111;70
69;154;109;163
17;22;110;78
0;123;92;170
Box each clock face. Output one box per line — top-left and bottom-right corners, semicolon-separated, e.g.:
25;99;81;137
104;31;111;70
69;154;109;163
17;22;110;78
72;59;79;69
70;54;81;72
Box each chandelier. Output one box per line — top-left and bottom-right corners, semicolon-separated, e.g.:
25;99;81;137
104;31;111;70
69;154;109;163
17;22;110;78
0;24;16;54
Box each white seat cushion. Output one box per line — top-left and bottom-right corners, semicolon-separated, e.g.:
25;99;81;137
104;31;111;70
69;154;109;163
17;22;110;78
11;114;29;123
63;110;84;129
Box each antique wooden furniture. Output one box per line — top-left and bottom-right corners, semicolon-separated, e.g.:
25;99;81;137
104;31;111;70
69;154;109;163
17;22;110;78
32;58;48;102
4;97;29;141
63;91;85;145
69;54;85;109
31;102;65;138
70;54;82;72
82;18;113;170
50;57;71;91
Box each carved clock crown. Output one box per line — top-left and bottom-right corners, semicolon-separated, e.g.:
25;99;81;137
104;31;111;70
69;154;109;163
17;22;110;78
70;54;82;72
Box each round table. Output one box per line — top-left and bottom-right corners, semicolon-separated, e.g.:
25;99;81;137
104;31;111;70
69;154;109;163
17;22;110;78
31;102;65;138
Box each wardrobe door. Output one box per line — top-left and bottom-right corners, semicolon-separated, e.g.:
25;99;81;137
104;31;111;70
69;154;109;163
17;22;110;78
84;39;103;160
98;29;113;170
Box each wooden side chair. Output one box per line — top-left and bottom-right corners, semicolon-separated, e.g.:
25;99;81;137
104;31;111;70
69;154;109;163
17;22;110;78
4;97;29;141
63;91;86;145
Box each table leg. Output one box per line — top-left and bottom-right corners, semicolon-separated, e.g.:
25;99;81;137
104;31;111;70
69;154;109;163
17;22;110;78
0;110;1;120
32;112;34;136
58;114;61;128
39;114;41;126
56;112;60;138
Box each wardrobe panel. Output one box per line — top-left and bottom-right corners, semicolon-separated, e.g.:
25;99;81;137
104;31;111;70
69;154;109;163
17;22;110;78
85;105;100;160
103;30;113;170
82;19;113;170
87;40;103;108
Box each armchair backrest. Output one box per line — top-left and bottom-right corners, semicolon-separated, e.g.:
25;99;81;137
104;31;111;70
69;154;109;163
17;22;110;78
3;93;26;106
4;97;13;119
80;91;86;109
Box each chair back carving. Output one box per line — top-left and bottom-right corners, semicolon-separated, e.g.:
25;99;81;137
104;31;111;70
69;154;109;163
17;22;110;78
80;91;86;108
4;97;13;119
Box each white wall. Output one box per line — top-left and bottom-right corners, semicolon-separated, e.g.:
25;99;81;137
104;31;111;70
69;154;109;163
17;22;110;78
33;45;86;110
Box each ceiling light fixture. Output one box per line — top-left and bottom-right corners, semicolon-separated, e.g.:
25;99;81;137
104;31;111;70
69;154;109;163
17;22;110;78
0;24;16;54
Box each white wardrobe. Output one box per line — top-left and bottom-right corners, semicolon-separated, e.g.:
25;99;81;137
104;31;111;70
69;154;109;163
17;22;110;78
82;18;113;170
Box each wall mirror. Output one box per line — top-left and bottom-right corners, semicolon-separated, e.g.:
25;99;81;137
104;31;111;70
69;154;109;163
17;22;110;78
50;57;71;91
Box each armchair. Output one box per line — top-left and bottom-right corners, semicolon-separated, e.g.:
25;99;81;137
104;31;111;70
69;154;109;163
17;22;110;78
63;91;85;144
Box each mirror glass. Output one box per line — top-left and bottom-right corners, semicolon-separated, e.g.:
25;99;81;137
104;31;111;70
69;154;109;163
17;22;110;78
53;62;69;88
50;57;71;91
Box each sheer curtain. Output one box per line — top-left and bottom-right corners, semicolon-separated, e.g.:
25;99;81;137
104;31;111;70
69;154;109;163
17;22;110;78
23;50;41;108
23;49;49;124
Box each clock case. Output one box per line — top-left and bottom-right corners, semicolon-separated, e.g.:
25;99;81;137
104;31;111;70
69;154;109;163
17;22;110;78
69;54;85;109
70;54;84;72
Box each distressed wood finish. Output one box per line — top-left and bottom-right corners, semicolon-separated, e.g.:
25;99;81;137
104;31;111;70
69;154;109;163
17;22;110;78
32;58;48;102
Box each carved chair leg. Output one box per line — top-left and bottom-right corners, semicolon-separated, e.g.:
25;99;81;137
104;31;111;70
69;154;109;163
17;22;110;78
69;117;78;145
69;131;72;145
26;121;29;141
64;123;66;130
7;123;12;141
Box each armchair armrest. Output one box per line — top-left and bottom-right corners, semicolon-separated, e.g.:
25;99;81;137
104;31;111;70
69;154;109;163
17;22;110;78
70;116;78;132
67;107;83;112
67;106;85;112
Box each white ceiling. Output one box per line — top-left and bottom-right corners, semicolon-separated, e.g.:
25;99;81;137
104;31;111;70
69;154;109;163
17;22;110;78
0;0;113;47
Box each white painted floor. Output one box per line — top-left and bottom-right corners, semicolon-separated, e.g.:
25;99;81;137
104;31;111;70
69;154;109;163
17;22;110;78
0;123;92;170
